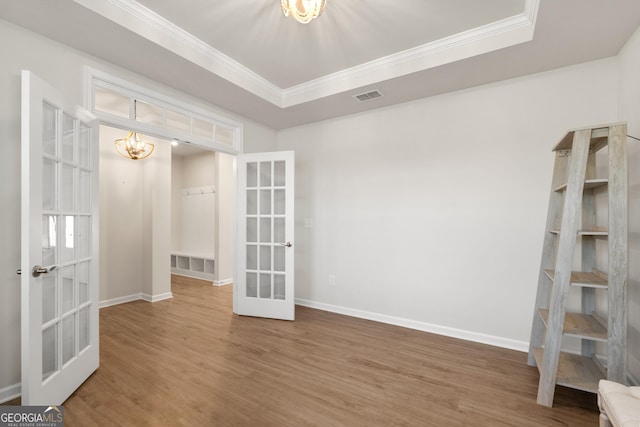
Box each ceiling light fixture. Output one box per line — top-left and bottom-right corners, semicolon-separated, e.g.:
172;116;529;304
281;0;326;24
114;100;154;160
114;131;155;160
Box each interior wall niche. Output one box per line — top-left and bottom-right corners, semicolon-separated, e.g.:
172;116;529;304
171;149;217;281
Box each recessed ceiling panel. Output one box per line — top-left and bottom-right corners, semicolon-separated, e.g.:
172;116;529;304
135;0;526;88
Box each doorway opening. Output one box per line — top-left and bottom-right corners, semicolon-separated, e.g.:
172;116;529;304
88;65;242;307
98;125;235;307
87;67;296;321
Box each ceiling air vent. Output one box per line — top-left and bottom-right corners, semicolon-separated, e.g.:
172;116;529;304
354;90;383;102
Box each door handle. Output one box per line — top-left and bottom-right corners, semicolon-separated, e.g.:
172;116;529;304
279;242;292;248
16;269;21;275
32;265;58;278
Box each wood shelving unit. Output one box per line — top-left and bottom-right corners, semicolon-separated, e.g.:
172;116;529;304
527;123;628;407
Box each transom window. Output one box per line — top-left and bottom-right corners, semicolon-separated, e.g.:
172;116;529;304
86;68;243;154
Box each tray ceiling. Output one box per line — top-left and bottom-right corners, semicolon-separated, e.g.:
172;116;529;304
1;0;640;129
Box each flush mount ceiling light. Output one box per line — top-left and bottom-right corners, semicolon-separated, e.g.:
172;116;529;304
114;131;155;160
281;0;326;24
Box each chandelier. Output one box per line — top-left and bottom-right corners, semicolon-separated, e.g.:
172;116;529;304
281;0;326;24
114;131;154;160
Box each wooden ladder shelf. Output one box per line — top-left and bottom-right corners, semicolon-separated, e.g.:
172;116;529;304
527;123;628;407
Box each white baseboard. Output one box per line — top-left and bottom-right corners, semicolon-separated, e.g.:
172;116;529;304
0;382;20;404
213;278;233;286
141;292;173;303
295;298;529;353
100;292;173;308
171;269;214;282
99;293;143;309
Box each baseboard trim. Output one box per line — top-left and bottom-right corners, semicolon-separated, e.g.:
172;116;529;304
141;292;173;303
170;269;214;282
99;293;143;309
295;298;529;353
100;292;173;308
0;383;20;404
213;278;233;286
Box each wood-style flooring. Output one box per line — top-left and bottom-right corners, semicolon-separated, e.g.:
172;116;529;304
15;275;600;425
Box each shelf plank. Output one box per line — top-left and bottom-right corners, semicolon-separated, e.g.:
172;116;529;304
543;269;608;289
553;178;608;193
579;228;608;236
548;228;608;237
538;309;607;341
532;347;604;393
552;123;626;151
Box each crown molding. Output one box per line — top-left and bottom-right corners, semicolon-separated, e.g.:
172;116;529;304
73;0;540;109
73;0;283;106
281;0;540;107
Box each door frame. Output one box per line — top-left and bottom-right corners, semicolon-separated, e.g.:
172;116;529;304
84;67;243;307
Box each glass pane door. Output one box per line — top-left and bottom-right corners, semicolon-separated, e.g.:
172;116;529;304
40;104;94;382
237;152;294;320
21;70;99;405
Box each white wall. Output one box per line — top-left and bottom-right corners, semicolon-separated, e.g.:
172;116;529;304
617;25;640;382
141;136;172;299
171;152;216;257
99;125;144;301
215;152;236;283
99;126;172;302
182;152;216;187
0;18;276;401
245;122;278;153
278;58;619;350
171;155;184;251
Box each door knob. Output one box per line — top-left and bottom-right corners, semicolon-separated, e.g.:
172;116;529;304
279;242;292;248
32;265;58;278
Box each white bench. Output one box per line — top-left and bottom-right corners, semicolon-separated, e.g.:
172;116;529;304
598;380;640;427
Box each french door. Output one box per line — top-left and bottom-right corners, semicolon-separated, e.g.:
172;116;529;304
236;151;295;320
21;71;100;405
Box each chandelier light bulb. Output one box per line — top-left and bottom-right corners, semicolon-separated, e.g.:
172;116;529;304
281;0;326;24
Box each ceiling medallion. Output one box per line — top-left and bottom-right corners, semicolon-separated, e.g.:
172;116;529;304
281;0;326;24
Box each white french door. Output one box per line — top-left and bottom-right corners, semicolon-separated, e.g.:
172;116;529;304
236;151;295;320
21;71;99;405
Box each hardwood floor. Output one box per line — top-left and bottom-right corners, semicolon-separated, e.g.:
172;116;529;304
31;275;602;425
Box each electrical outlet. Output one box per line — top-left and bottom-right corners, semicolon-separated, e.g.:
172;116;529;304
329;274;336;286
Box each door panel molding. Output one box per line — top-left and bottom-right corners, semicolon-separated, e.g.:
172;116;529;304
235;151;295;320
